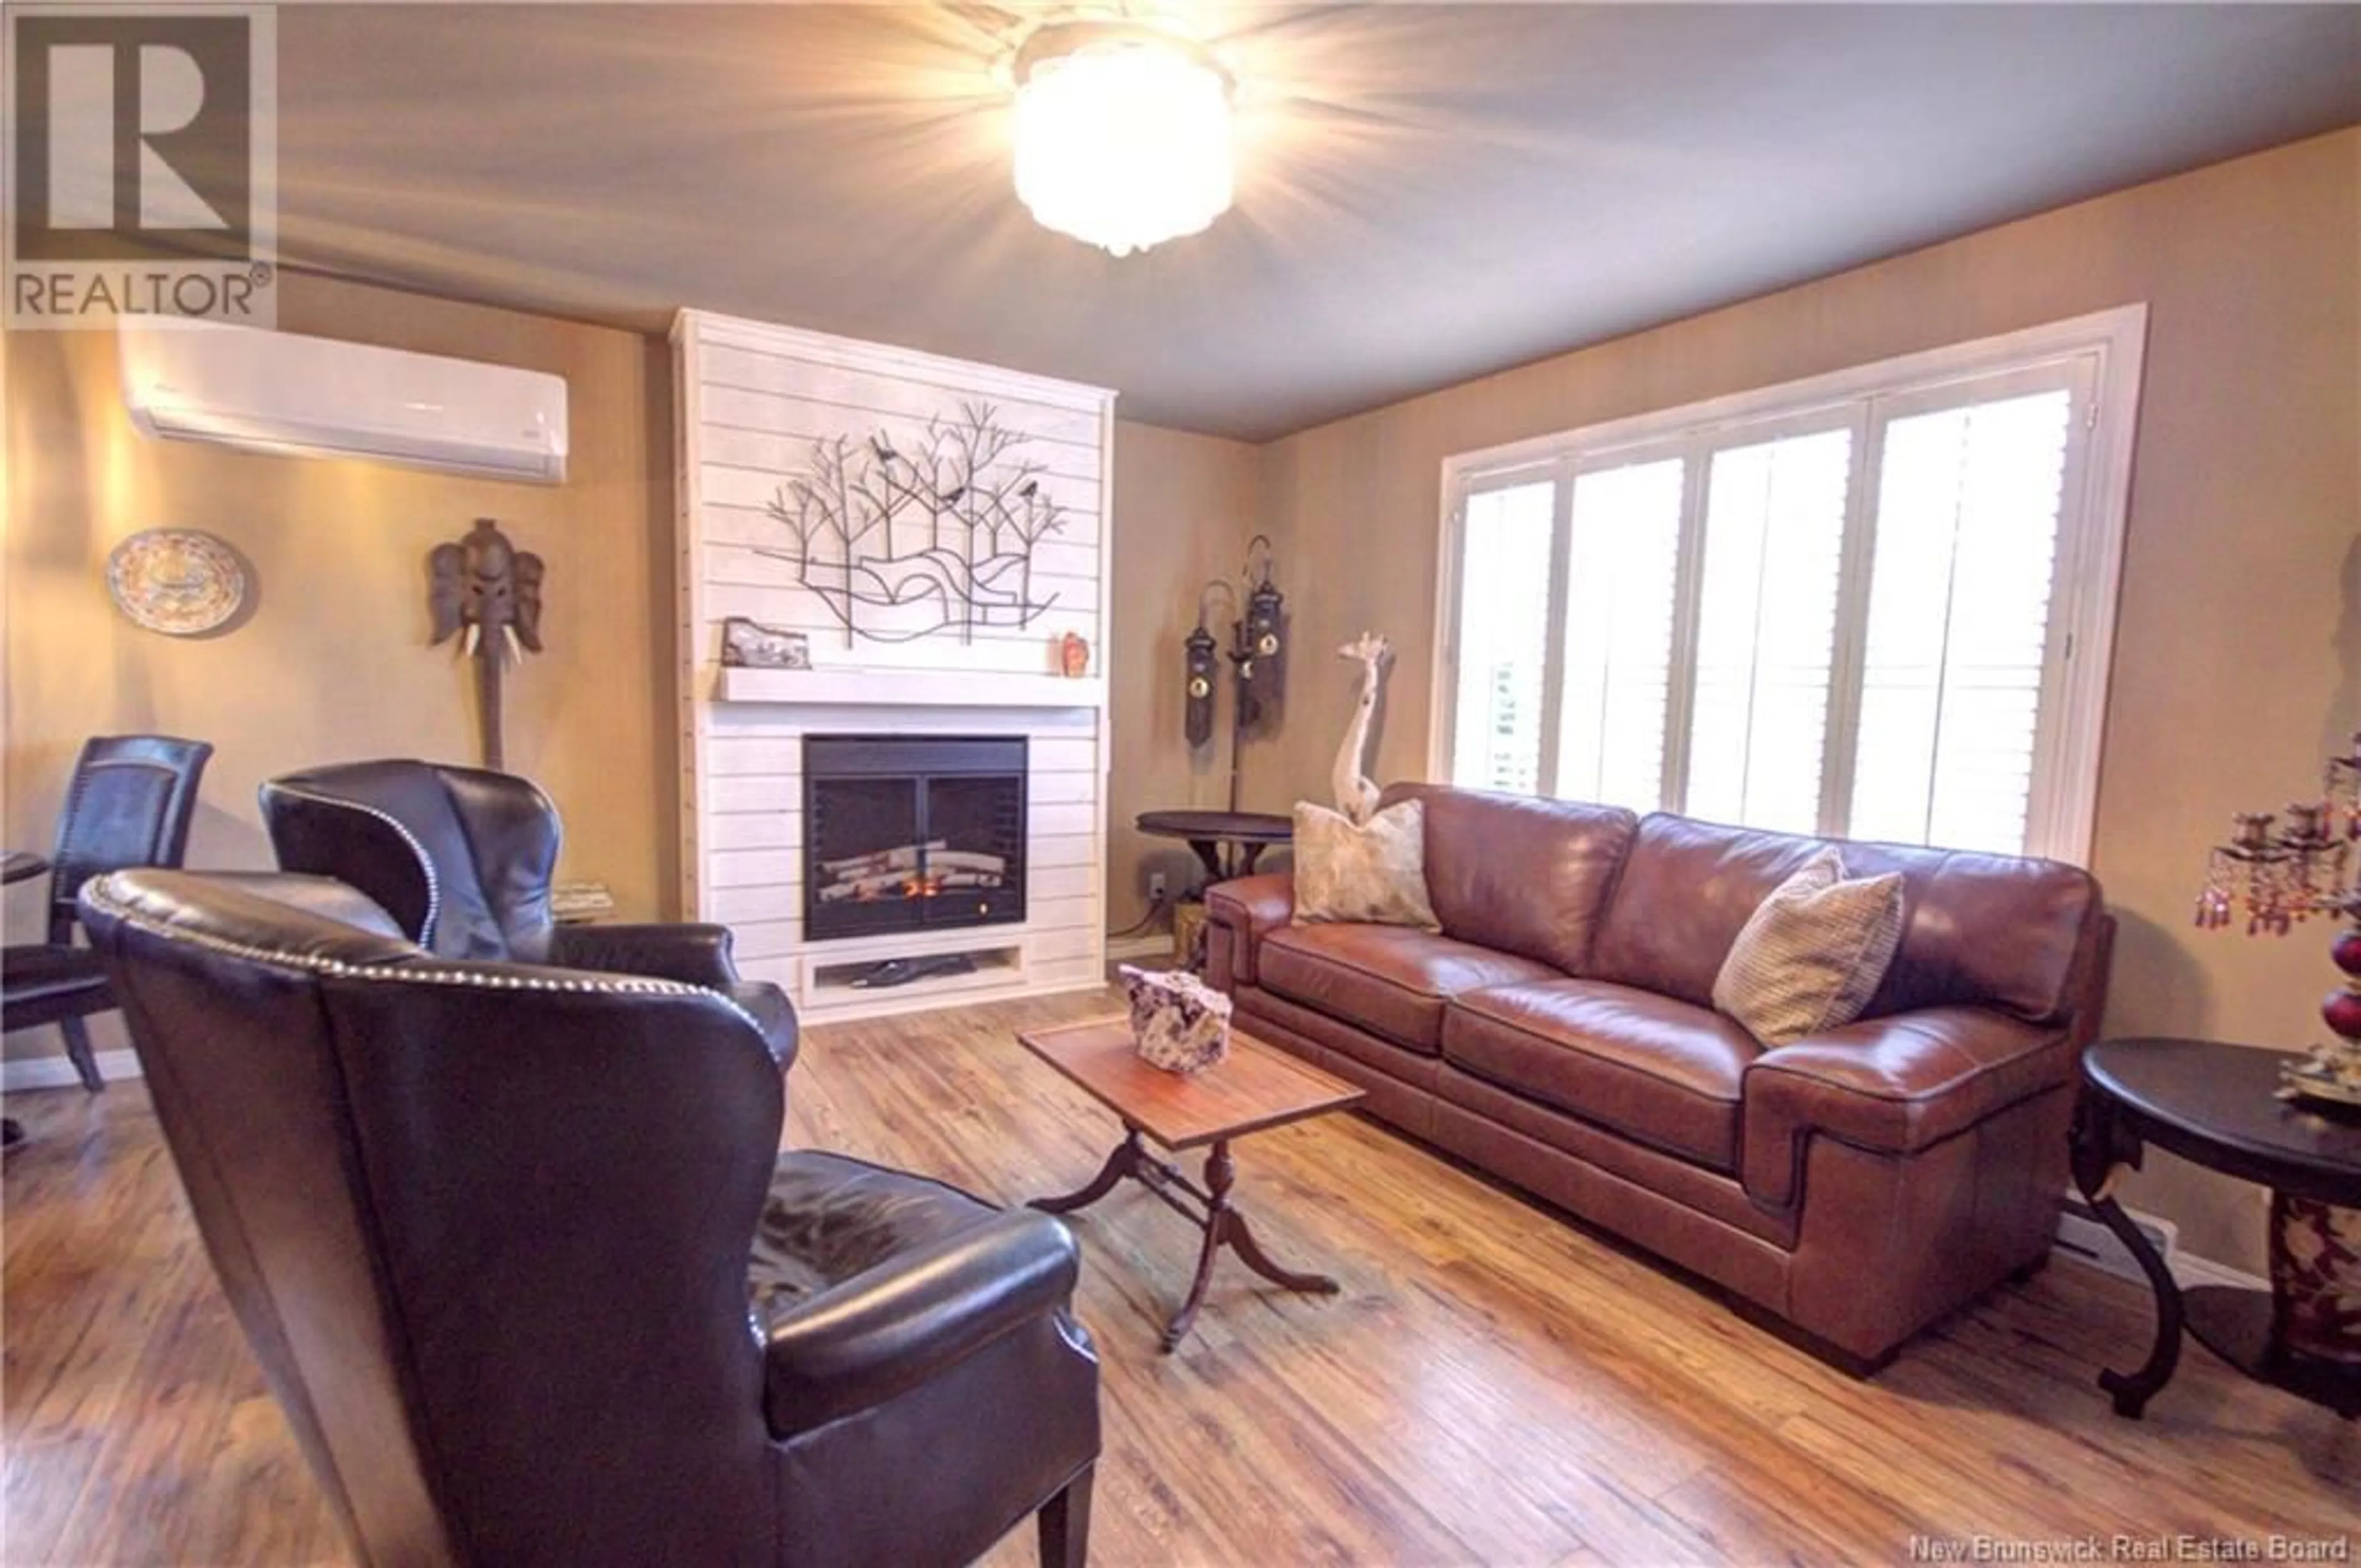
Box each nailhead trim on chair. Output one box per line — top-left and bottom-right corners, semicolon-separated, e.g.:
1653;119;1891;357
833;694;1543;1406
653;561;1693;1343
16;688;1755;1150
83;874;762;1032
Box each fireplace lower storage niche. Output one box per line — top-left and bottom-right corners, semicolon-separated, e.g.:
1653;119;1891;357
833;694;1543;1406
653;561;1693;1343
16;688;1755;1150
804;735;1028;947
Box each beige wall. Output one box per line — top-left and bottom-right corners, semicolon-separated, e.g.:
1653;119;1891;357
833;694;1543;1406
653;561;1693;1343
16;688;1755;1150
1253;129;2361;1272
9;133;2354;1270
0;275;1262;1075
4;274;675;1059
1105;420;1264;936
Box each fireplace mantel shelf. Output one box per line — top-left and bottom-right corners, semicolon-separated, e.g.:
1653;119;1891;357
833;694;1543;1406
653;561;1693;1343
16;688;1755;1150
713;667;1106;710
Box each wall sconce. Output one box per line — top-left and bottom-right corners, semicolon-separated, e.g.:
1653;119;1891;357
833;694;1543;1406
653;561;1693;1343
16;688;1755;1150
1182;539;1286;811
1240;534;1285;723
1184;580;1230;748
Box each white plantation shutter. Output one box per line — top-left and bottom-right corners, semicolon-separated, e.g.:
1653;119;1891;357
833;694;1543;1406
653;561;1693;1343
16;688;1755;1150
1849;382;2076;852
1436;308;2137;863
1684;427;1853;834
1449;479;1556;793
1554;458;1682;812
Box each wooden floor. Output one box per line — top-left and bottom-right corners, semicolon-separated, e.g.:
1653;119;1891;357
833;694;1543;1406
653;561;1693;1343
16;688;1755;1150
4;985;2356;1566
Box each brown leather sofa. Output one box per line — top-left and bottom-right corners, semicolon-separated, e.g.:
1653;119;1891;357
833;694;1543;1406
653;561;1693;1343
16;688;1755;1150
1206;783;2113;1369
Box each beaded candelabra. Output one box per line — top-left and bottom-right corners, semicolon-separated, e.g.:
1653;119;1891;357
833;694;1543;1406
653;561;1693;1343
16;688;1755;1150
2194;731;2361;1364
2198;732;2361;1073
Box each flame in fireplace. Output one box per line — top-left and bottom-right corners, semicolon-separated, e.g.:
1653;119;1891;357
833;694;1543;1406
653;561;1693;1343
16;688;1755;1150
851;874;947;903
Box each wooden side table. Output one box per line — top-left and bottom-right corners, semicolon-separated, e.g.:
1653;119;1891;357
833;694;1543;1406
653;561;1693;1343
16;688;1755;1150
1018;1018;1362;1352
2072;1037;2361;1419
1134;809;1292;890
1136;811;1291;970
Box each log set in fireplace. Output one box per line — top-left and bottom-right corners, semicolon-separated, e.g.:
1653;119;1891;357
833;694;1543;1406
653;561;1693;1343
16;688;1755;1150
803;735;1027;941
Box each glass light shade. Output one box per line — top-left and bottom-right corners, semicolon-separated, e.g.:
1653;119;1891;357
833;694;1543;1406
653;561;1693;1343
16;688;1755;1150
1014;33;1233;258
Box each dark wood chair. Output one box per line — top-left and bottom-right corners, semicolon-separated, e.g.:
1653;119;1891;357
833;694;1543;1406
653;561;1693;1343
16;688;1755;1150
1;734;212;1091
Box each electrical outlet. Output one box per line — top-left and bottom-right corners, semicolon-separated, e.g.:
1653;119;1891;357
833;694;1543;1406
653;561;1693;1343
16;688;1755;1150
1148;871;1169;903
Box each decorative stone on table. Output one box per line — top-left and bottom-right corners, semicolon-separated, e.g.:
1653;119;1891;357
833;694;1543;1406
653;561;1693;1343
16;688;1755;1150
1120;964;1232;1074
2277;1037;2361;1106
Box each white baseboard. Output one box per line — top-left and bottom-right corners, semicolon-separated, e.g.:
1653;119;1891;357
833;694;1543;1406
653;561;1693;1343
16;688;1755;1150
2169;1251;2269;1292
2052;1241;2266;1294
2054;1192;2266;1293
2;1048;143;1093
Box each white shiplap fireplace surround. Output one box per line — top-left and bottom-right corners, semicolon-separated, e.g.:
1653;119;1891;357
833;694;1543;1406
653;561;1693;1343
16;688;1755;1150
673;310;1115;1023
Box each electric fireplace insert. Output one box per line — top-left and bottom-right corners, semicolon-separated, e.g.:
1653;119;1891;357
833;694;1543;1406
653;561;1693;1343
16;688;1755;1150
802;734;1027;941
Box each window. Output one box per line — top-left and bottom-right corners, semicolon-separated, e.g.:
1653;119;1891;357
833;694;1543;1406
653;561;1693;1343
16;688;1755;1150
1435;307;2145;863
1449;482;1553;796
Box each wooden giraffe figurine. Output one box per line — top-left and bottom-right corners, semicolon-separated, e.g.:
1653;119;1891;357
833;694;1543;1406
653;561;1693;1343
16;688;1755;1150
1332;632;1393;824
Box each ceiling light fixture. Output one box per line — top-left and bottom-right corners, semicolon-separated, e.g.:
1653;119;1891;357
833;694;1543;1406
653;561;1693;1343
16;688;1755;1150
1012;20;1235;258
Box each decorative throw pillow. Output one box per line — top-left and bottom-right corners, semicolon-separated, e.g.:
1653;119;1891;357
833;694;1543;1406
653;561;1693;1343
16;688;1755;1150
1291;799;1441;931
1712;847;1905;1046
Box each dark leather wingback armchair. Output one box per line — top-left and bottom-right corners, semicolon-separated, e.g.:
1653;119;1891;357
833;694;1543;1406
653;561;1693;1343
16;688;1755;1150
258;758;796;1066
79;868;1101;1568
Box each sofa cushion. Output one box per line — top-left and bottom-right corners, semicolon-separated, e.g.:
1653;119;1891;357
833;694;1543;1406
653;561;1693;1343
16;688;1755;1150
1442;980;1760;1171
1258;925;1559;1055
1589;813;2100;1024
1292;799;1439;930
1377;784;1637;975
1712;848;1905;1044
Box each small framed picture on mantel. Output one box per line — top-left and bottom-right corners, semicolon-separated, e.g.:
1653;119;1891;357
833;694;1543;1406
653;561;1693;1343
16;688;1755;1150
721;616;810;670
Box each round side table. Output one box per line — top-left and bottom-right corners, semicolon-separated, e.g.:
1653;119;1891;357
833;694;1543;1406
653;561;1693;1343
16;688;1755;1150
1134;810;1293;890
2071;1037;2361;1419
1136;810;1292;972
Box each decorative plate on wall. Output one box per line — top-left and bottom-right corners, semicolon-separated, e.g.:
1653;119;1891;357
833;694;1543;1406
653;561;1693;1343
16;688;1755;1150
106;528;248;636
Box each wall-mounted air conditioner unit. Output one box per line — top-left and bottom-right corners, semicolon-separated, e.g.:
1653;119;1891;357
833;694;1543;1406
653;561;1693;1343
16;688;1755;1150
118;319;569;485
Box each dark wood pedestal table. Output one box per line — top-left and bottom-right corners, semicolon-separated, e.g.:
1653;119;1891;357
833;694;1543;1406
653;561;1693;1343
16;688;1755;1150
1019;1018;1364;1352
1133;809;1294;888
1135;810;1292;970
2072;1037;2361;1419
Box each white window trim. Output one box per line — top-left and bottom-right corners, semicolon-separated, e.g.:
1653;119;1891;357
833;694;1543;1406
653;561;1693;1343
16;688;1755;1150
1428;303;2148;867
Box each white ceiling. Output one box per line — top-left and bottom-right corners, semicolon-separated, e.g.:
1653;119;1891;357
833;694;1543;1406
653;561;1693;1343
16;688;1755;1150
273;4;2361;440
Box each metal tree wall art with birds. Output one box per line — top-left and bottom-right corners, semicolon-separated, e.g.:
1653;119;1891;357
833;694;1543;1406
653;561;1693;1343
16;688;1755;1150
759;401;1067;646
428;518;544;771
